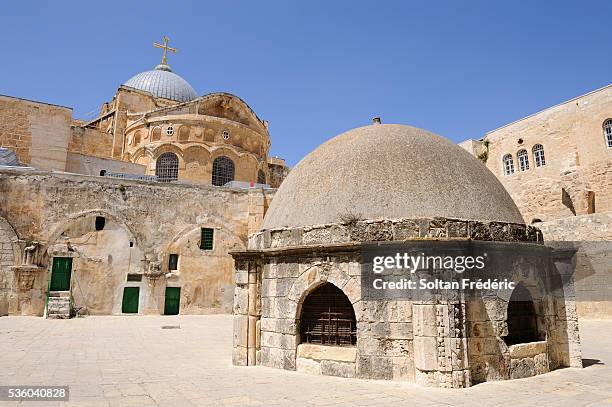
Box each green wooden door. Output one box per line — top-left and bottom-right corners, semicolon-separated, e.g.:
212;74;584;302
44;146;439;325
164;287;181;315
50;257;72;291
122;287;140;313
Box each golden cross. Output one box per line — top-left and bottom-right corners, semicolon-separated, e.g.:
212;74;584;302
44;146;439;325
153;36;177;65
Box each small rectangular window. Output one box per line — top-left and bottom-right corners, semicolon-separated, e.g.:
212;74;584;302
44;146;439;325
95;216;106;231
200;228;214;250
127;273;142;282
168;254;179;271
587;191;596;214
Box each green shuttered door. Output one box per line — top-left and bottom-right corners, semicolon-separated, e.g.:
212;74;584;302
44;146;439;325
50;257;72;291
164;287;181;315
122;287;140;313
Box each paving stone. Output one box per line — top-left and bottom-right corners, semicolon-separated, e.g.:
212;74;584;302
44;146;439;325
0;315;610;406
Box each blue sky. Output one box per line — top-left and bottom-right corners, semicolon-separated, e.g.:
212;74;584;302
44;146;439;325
1;1;610;165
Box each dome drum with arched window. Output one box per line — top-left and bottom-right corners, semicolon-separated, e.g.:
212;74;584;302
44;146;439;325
117;39;275;187
212;156;235;186
156;152;179;182
232;123;581;388
121;96;273;186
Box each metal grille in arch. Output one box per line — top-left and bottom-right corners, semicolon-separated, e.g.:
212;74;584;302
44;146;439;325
212;156;235;186
156;152;179;182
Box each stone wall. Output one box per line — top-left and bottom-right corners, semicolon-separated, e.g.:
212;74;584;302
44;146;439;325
0;95;72;171
457;85;612;319
249;217;541;250
68;126;114;159
65;152;146;176
463;85;612;223
233;220;580;388
0;168;273;316
0;217;18;315
268;157;289;188
539;213;612;318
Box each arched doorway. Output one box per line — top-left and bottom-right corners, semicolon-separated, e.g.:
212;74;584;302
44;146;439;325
156;152;179;182
299;283;356;346
504;283;542;345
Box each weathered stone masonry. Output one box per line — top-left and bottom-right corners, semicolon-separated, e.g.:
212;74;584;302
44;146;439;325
233;218;582;388
0;168;272;316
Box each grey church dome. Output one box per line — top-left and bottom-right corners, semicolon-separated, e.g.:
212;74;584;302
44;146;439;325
123;64;198;102
262;123;525;230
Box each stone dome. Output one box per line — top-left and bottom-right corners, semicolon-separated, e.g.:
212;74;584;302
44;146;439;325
262;123;524;230
123;64;198;102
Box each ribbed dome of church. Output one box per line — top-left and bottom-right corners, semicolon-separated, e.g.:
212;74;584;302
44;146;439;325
262;123;524;230
123;64;197;102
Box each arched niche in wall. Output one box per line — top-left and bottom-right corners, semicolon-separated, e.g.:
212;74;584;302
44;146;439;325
44;211;145;316
183;146;211;180
156;152;179;182
299;282;357;346
179;126;190;142
151;127;162;142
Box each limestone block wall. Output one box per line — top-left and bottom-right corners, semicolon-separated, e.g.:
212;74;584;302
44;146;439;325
234;253;419;382
0;95;72;171
0;217;18;316
109;87;178;159
267;157;289;189
233;245;577;387
538;213;612;318
68;126;114;159
233;219;580;388
47;217;145;315
480;85;612;222
65;153;146;176
0;168;274;316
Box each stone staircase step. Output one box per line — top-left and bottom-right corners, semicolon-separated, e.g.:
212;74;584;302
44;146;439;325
46;292;71;319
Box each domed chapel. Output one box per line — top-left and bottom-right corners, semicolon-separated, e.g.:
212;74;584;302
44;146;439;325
231;122;583;388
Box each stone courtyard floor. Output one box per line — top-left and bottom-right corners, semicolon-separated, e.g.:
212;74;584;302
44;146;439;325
0;316;611;407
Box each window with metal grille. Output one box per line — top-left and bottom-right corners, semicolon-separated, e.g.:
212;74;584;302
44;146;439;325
604;119;612;148
300;283;356;346
517;149;529;171
257;170;266;185
168;254;179;271
156;152;179;182
532;144;546;167
504;284;542;345
200;228;214;250
212;156;235;186
503;154;514;175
